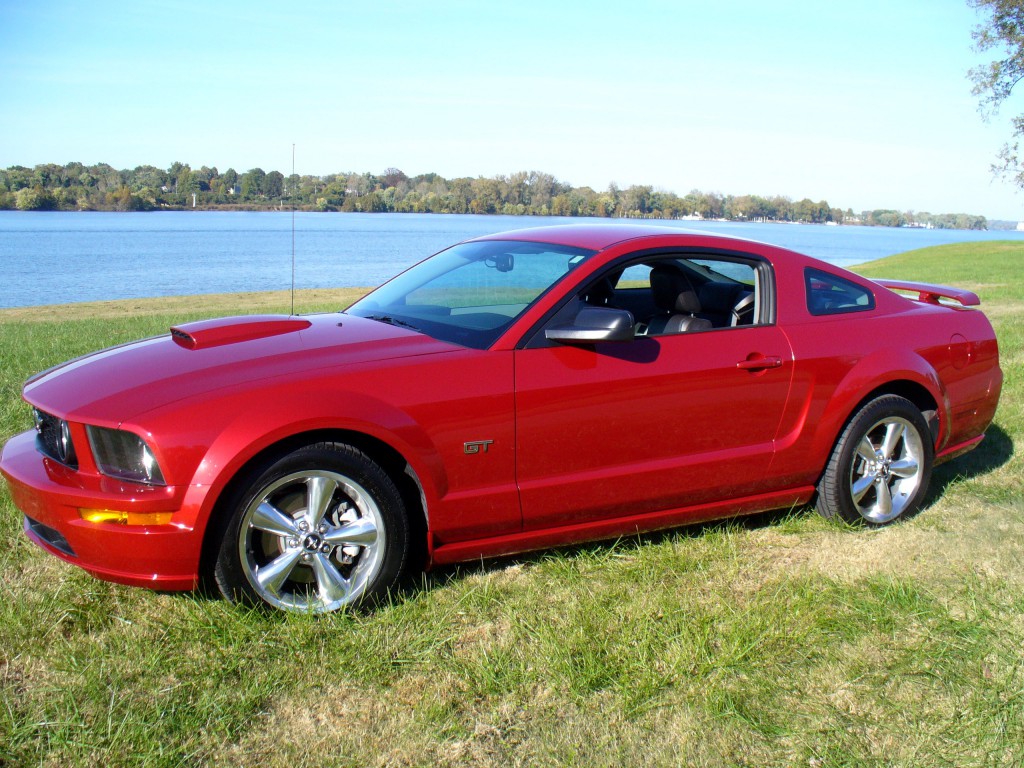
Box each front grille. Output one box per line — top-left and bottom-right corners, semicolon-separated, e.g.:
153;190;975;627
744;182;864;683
24;515;76;557
32;408;79;469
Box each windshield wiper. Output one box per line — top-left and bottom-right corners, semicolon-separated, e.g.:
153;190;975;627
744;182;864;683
365;314;421;332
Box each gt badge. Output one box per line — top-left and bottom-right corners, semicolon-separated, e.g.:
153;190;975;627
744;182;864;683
464;440;493;454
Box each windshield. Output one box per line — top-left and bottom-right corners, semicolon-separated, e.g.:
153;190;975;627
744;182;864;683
346;239;595;348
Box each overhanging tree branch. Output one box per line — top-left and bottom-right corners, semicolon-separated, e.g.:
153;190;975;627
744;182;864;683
968;0;1024;185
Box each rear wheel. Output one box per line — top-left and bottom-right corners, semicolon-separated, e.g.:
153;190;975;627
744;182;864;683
214;442;409;612
816;395;933;526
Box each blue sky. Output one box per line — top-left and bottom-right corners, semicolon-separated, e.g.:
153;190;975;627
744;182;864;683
2;0;1022;218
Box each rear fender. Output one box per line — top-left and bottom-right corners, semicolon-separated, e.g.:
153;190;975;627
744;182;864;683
803;347;948;469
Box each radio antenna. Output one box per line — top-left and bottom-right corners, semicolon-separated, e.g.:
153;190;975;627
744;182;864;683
290;143;296;316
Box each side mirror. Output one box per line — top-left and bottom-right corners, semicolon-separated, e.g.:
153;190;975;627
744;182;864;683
545;307;636;344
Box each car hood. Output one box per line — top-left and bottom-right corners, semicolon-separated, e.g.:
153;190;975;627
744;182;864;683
24;313;458;425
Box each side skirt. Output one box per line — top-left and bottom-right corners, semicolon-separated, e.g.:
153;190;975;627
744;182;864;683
934;434;984;466
428;486;816;567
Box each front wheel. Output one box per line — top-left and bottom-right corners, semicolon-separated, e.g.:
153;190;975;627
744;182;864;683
816;395;934;526
214;442;410;613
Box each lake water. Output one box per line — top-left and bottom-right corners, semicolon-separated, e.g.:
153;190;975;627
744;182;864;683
2;211;1023;309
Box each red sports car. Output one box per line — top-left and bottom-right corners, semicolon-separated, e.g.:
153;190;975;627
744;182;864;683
0;225;1002;613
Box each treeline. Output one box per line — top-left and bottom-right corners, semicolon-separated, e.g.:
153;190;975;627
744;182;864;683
0;161;989;230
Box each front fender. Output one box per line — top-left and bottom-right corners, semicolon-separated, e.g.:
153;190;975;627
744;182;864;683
135;384;447;534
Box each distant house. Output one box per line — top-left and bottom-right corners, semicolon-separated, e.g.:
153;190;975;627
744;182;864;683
1015;221;1024;231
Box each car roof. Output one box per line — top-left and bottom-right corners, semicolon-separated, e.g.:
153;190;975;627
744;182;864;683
468;223;734;252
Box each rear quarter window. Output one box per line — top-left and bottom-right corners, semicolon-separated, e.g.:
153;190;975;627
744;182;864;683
805;267;875;316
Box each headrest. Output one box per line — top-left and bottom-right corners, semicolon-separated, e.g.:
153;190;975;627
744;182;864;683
650;266;701;314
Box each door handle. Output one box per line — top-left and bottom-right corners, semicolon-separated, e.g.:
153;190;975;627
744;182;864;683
736;355;782;371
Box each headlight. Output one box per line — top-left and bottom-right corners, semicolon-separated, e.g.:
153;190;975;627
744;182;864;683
32;407;79;468
86;426;166;485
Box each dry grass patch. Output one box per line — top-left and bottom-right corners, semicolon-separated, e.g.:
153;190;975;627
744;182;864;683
781;500;1024;587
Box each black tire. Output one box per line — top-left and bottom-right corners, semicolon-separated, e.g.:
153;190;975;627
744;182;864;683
816;395;934;526
214;442;410;613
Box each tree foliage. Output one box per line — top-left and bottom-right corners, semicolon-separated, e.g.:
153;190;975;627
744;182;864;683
969;0;1024;186
0;161;989;229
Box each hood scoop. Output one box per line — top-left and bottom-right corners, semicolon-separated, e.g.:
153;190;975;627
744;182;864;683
170;315;313;350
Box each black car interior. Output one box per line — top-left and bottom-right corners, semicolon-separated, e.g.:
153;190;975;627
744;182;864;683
582;257;757;336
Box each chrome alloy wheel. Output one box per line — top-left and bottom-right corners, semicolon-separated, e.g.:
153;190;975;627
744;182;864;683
848;416;925;524
237;469;386;613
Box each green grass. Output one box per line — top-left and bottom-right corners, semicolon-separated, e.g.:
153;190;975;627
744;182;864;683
2;244;1023;766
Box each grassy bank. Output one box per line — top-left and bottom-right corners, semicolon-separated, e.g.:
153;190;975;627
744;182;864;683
1;244;1022;766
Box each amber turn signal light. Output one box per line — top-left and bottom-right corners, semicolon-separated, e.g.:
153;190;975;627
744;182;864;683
78;509;172;526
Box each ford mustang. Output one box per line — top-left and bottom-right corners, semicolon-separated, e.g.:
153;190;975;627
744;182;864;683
0;225;1003;613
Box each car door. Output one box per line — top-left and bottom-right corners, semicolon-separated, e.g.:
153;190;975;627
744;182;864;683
513;256;794;530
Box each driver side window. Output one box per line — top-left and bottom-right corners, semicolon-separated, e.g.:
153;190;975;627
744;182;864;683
526;252;769;349
590;255;761;336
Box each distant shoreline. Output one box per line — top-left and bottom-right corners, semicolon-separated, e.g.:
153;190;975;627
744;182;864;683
1;163;996;230
0;207;1011;232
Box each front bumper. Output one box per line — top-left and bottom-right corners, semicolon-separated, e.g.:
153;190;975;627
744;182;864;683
1;430;200;590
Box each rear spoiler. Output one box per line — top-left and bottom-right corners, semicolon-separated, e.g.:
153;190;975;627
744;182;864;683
872;279;980;307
